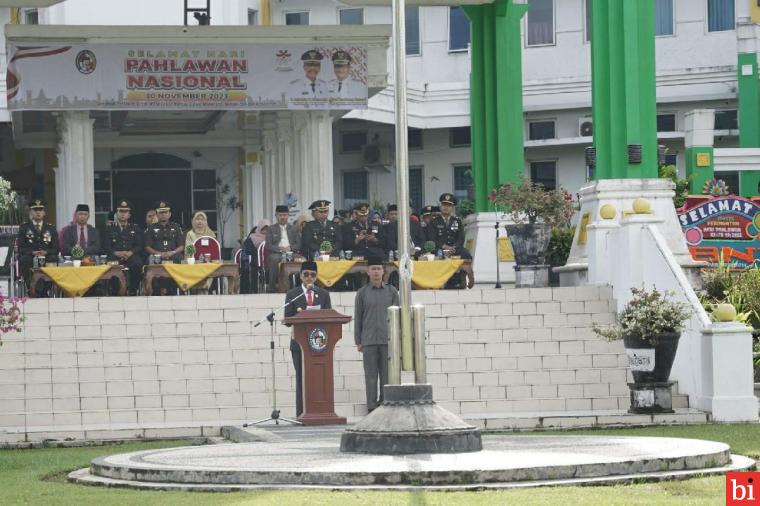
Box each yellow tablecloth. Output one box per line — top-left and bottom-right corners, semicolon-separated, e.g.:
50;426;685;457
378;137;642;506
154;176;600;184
41;265;110;297
163;263;223;291
409;259;465;289
316;260;357;287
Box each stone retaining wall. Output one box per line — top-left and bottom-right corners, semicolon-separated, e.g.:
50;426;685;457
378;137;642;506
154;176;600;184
0;286;635;439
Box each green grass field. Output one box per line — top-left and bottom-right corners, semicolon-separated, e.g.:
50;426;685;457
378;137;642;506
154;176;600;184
0;423;757;505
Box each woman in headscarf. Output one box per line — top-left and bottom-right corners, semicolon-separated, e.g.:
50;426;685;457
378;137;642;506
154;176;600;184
185;211;216;247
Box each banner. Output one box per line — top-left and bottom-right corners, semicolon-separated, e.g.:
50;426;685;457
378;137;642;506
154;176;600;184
679;195;760;267
7;43;368;111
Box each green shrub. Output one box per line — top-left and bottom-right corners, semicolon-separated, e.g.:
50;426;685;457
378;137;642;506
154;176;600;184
547;226;575;267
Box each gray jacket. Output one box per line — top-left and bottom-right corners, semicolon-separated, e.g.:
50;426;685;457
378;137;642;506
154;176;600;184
265;223;300;255
354;282;399;346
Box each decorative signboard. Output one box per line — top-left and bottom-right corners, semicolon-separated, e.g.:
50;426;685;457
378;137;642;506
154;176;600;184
7;43;368;111
679;195;760;267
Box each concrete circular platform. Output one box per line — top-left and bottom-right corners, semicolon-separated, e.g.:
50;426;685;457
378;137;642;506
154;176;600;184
68;433;755;491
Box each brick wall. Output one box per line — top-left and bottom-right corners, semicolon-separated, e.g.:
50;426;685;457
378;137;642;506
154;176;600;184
0;286;628;438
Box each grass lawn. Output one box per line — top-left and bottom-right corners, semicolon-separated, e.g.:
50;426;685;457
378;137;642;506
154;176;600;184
0;423;757;505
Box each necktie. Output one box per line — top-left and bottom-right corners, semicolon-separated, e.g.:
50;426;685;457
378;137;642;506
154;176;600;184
338;82;342;92
311;82;315;93
79;226;85;246
307;290;313;306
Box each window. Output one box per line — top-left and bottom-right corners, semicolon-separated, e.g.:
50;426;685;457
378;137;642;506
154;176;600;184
339;8;363;25
343;171;368;203
450;127;471;147
527;0;554;46
341;131;367;153
714;110;738;130
449;6;470;52
409;166;423;212
657;114;676;132
528;120;556;140
530;160;557;190
717;171;740;194
24;9;38;24
406;6;421;55
585;0;591;42
247;9;258;26
664;153;677;166
655;0;674;36
454;165;474;202
408;128;423;150
707;0;734;32
285;11;309;26
192;170;217;228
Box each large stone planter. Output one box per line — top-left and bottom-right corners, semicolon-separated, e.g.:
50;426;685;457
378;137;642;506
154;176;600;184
505;223;552;288
623;332;680;414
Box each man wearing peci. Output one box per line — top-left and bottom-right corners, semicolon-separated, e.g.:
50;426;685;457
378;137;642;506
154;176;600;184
353;257;399;413
283;261;332;418
265;204;299;292
61;204;101;257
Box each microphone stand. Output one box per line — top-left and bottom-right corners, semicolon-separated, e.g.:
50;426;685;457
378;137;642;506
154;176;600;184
244;289;310;427
494;215;502;289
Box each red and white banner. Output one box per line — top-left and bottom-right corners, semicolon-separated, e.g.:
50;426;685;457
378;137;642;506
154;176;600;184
7;43;368;111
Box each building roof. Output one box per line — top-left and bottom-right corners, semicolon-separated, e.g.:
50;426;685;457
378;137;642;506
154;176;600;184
0;0;63;6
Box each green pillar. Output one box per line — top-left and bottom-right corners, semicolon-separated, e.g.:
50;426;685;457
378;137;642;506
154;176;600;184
591;0;658;179
737;52;760;196
465;0;528;212
684;146;714;195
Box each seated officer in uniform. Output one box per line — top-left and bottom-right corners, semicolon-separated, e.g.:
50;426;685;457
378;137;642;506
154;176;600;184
300;200;342;260
144;200;185;295
61;204;101;257
381;204;423;256
104;200;143;295
342;203;384;259
426;193;472;260
17;199;59;292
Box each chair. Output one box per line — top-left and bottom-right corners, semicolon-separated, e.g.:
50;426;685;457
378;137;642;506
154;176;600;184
193;236;221;261
256;241;267;293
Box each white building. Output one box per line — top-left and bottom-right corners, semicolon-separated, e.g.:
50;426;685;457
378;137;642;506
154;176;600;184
0;0;750;247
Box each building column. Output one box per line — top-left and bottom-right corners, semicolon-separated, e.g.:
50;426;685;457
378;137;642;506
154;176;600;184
55;111;94;229
298;110;334;210
464;0;527;212
684;110;715;195
591;0;658;179
737;20;760;196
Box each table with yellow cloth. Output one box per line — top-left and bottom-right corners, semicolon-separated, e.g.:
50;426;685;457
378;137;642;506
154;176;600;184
384;259;474;290
34;265;127;297
143;263;240;295
277;260;365;292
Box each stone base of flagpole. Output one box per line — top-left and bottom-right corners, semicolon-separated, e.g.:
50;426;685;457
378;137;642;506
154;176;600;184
339;384;482;454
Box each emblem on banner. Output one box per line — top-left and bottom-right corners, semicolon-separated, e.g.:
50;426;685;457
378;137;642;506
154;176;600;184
308;327;328;352
275;49;293;72
75;50;96;74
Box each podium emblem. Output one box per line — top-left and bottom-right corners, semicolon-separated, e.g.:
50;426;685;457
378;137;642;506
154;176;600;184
308;328;328;352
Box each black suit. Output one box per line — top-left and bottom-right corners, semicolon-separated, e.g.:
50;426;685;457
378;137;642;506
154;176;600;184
61;223;101;257
284;284;332;417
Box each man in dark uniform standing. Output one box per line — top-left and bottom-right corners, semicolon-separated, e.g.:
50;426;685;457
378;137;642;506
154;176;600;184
104;200;143;295
426;193;471;259
283;261;332;417
300;200;342;260
144;200;184;294
17;198;58;292
342;203;384;259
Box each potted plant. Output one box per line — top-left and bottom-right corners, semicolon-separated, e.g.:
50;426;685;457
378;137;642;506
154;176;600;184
319;240;332;262
594;287;691;384
422;241;437;261
489;177;575;286
70;244;85;267
185;244;196;264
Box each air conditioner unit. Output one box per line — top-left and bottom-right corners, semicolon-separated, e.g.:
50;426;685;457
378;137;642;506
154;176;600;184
363;143;393;169
579;118;593;137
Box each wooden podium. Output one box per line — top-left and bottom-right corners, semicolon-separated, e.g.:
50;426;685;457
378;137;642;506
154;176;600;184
284;308;351;425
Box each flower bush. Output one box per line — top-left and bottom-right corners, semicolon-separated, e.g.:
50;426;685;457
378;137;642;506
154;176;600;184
489;176;575;227
0;176;24;225
593;287;691;345
0;294;26;343
546;226;575;266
